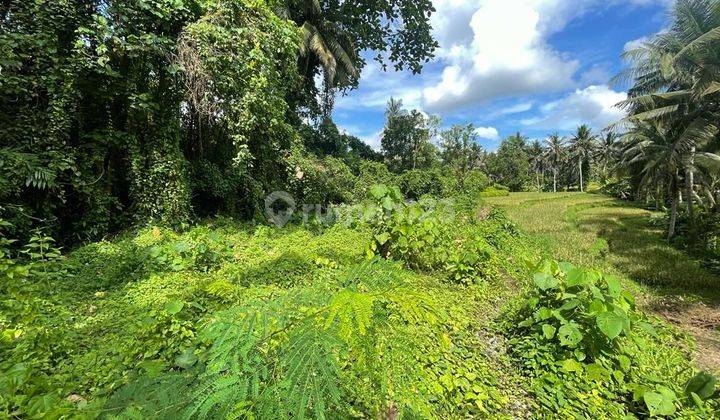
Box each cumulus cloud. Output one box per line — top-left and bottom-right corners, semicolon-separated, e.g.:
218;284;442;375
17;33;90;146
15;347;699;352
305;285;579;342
474;126;500;140
423;0;580;111
520;85;627;131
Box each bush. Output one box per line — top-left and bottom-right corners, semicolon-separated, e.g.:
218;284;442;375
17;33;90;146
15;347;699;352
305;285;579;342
288;153;357;205
352;160;396;201
397;168;446;200
507;260;718;417
479;185;510;197
363;185;450;270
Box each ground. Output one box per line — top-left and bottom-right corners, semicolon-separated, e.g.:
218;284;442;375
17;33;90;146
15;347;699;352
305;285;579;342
486;192;720;372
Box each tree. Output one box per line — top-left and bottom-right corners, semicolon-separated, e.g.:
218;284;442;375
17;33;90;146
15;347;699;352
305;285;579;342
544;134;566;193
615;0;720;226
619;121;684;239
380;99;438;172
595;132;621;183
527;139;545;191
283;0;438;116
569;125;597;192
486;133;531;192
439;124;485;178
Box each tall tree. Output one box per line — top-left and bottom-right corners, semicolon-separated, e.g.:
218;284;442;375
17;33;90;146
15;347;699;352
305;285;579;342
439;124;485;177
569;125;597;192
283;0;438;116
616;0;720;226
487;133;531;192
380;99;437;172
544;134;566;193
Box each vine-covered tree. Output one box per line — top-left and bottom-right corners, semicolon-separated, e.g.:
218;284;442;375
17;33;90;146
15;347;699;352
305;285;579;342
380;99;438;172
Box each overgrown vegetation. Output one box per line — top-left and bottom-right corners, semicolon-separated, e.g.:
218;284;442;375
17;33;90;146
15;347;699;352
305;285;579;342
2;0;720;417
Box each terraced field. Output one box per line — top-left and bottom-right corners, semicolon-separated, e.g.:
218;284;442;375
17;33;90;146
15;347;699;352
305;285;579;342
486;192;720;371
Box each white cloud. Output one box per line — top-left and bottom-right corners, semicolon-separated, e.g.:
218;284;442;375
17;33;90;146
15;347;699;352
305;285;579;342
624;36;650;53
520;84;627;131
500;102;534;115
423;0;580;111
474;126;500;140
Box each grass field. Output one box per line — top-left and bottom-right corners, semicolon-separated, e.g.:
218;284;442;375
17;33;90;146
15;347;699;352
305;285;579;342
486;192;720;371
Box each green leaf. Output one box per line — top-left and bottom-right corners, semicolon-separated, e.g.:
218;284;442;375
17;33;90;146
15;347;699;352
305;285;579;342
596;311;624;340
541;324;556;339
533;272;559;291
685;372;717;400
643;387;676;417
370;184;388;199
374;233;390;246
26;393;60;417
558;323;583;347
175;348;198;369
164;300;184;315
558;358;583;373
605;276;621;297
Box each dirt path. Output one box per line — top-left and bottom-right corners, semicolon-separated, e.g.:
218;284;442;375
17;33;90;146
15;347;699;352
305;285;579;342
486;192;720;373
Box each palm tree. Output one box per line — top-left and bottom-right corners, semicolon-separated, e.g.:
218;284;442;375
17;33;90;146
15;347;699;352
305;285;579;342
543;133;566;193
614;0;720;224
595;132;620;182
527;139;545;191
282;0;360;114
568;125;597;192
619;121;685;239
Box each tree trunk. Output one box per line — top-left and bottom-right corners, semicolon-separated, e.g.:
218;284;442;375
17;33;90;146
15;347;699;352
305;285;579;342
578;156;584;192
668;174;679;241
668;191;678;241
553;168;557;193
685;147;695;224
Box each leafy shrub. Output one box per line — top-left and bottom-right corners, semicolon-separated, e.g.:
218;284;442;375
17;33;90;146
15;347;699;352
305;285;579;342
352;160;396;201
363;185;450;270
479;185;510;197
104;260;446;419
508;260;719;417
397;167;446;200
289;153;357;205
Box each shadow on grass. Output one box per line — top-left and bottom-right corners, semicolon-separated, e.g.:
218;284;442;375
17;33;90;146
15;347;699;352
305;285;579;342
576;203;720;305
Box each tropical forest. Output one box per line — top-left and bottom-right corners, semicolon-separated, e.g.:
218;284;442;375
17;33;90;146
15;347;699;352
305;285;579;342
3;0;720;418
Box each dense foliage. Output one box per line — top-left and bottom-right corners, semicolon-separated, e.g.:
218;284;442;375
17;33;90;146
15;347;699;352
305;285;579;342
0;0;437;247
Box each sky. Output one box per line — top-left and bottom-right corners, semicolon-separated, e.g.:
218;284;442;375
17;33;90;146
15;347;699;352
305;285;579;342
332;0;672;151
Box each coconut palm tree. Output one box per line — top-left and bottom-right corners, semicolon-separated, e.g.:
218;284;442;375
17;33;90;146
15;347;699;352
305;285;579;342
614;0;720;223
569;125;597;192
595;132;621;182
281;0;360;115
543;133;566;193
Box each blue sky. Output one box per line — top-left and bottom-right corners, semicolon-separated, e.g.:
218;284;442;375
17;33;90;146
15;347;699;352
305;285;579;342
332;0;671;151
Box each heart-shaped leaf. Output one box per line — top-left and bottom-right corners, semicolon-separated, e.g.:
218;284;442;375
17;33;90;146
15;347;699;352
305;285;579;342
596;311;624;340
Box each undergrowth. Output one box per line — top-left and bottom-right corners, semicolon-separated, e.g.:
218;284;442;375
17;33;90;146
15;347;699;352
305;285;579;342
1;191;717;418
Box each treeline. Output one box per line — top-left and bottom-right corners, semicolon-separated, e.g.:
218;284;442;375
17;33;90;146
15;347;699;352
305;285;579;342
0;0;437;247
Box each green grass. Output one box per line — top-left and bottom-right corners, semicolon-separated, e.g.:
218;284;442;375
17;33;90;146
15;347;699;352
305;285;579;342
486;192;720;303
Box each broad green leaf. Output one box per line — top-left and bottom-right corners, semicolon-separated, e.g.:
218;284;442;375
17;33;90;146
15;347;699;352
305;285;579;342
558;323;583;347
533;272;559;291
164;300;184;315
643;387;676;417
605;275;621;297
685;372;717;400
585;364;610;382
541;324;556;339
175;348;198;369
559;359;583;373
370;184;388;199
588;299;606;315
596;312;624;340
374;233;390;245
